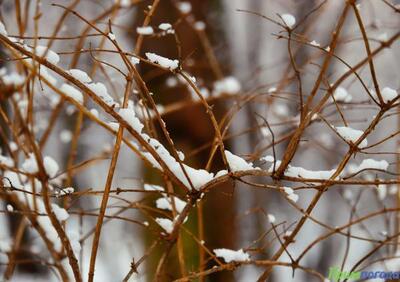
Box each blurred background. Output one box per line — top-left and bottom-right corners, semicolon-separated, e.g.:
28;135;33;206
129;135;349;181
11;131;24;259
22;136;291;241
0;0;400;281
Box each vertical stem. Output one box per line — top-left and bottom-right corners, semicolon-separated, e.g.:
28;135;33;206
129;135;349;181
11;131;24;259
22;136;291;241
165;177;187;278
87;75;133;282
197;202;205;282
3;218;27;280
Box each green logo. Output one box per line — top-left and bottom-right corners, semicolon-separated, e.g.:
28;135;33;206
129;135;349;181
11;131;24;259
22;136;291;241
328;266;400;281
328;266;361;281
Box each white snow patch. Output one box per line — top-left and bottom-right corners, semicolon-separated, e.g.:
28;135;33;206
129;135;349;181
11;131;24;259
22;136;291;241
130;56;140;65
261;155;275;163
285;165;336;180
59;187;75;196
156;197;186;213
43;156;59;178
90;108;99;118
117;102;216;190
274;103;290;117
0;155;14;167
108;122;119;132
9;142;17;152
194;21;206;30
177;2;192;14
40;66;57;85
2;72;25;85
213;77;241;96
87;82;119;107
116;0;131;7
215;169;228;178
175;164;214;189
60;130;72;143
22;153;39;174
213;248;250;263
268;214;276;223
335;126;367;148
281;14;296;28
166;76;178;87
389;185;398;195
141;138;216;189
67;69;92;83
268;160;281;172
119;108;144;133
283;187;294;195
287;193;299;203
0;21;7;35
282;187;299;203
0;239;11;253
190;87;210;100
3;171;24;189
108;32;116;40
177;151;185;161
67;230;81;256
225;150;258;172
60;83;83;104
31;45;60;65
356;159;389;172
333;87;352;103
155;218;174;234
158;23;172;31
136;26;154;35
51;203;69;221
381;87;398;103
145;52;179;70
377;184;387;200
